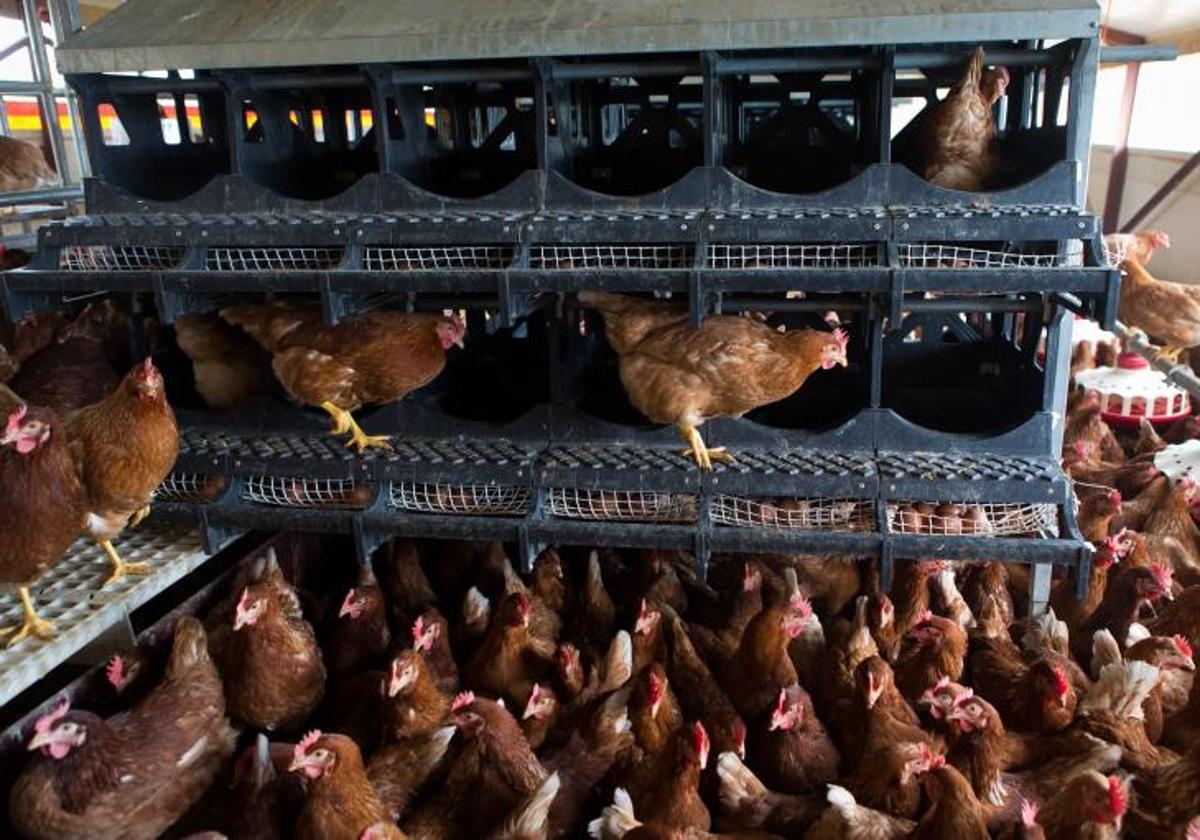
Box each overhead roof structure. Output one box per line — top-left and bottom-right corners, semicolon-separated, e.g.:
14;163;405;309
56;0;1098;73
1103;0;1200;49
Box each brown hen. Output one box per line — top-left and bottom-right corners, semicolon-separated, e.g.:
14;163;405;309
220;302;465;452
579;291;847;468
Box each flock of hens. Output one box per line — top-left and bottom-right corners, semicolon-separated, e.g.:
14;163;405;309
0;45;1200;840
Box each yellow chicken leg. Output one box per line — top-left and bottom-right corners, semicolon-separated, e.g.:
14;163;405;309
100;540;151;587
127;504;151;529
677;423;735;470
320;400;353;435
320;401;392;453
0;586;56;646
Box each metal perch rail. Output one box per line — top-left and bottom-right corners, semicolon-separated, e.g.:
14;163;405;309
1112;320;1200;403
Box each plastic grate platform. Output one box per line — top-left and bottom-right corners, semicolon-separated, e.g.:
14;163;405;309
390;482;531;516
59;244;185;271
205;246;345;271
153;472;228;504
715;448;877;478
877;452;1057;482
363;245;515;270
220;432;362;463
381;439;534;467
528;245;692;270
0;525;211;708
886;501;1059;537
546;488;698;523
897;243;1062;269
708;243;879;269
540;445;697;472
712;495;873;531
243;475;371;509
529;210;701;222
892;204;1085;219
709;207;887;221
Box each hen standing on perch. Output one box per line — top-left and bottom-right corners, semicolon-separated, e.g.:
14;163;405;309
579;291;848;469
220;303;466;453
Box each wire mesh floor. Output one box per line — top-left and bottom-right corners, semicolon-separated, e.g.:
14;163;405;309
0;525;211;708
885;501;1059;537
243;475;372;509
154;472;229;504
391;482;531;516
546;488;698;523
712;495;874;531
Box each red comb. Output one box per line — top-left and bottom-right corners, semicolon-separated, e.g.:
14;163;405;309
5;403;27;434
1107;775;1127;817
789;590;813;619
411;615;428;649
692;721;708;753
1052;666;1069;698
106;656;125;688
294;730;321;763
742;563;760;592
339;588;360;619
1173;635;1193;660
452;691;475;712
1020;798;1040;827
1150;562;1173;590
236;587;250;613
916;609;934;626
33;698;70;734
773;688;788;717
832;327;848;351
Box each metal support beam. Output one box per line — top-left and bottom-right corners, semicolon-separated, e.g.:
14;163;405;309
1119;148;1200;233
20;0;69;190
1101;56;1140;234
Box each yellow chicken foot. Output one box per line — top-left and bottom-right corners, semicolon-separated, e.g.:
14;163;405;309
677;423;735;470
100;539;151;587
127;504;151;529
0;586;56;646
320;402;392;453
320;401;353;435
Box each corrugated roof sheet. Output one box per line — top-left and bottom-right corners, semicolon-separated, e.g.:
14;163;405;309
58;0;1098;73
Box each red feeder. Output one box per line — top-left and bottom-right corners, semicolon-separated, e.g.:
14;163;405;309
1074;352;1191;429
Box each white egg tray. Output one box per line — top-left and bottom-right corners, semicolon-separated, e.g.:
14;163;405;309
0;525;211;708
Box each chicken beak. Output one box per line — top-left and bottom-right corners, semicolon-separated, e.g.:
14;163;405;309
287;755;308;774
26;731;54;752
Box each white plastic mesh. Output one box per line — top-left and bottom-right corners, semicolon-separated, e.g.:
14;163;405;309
363;246;514;270
707;243;878;268
898;244;1061;269
391;482;530;516
153;472;226;504
243;475;369;509
1102;237;1126;268
886;501;1059;537
59;245;184;271
529;245;691;269
206;247;344;271
711;495;872;531
546;488;698;522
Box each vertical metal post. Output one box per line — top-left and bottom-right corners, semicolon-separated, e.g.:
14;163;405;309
1064;36;1098;207
21;0;68;186
1043;307;1072;459
877;46;895;163
701;51;722;170
1029;562;1052;616
48;0;89;178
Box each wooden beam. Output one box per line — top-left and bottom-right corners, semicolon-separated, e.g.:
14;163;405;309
1102;60;1141;234
1121;149;1200;233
